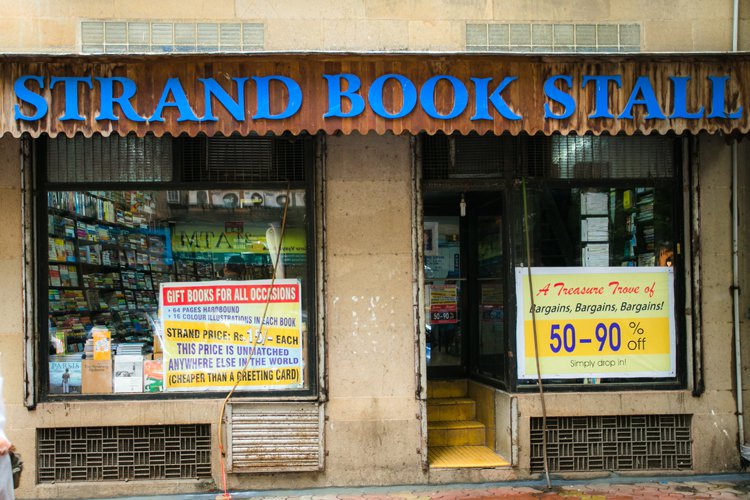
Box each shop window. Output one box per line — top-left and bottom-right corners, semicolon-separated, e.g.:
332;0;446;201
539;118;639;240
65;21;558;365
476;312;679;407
39;133;316;399
421;133;685;390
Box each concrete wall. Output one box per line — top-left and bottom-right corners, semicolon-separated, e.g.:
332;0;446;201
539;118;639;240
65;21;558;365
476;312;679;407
0;0;745;53
323;132;423;484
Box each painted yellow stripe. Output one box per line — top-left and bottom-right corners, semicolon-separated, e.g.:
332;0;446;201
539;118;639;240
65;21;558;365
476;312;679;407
428;446;510;468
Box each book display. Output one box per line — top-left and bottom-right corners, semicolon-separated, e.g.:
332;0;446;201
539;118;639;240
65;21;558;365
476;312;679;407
46;190;177;394
580;191;610;267
44;187;308;396
47;191;167;355
603;187;669;268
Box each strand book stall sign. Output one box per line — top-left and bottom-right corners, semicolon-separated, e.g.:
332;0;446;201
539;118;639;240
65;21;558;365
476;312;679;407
3;55;749;139
159;280;304;391
515;266;676;379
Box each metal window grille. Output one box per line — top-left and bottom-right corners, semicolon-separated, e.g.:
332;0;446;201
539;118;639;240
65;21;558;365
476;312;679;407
550;134;674;179
81;21;264;53
421;133;675;181
47;134;173;183
37;424;212;482
530;415;692;472
466;23;640;53
421;133;518;180
47;134;308;184
176;135;308;182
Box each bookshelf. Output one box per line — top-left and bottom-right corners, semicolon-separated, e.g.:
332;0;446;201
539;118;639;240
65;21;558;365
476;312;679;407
607;187;662;268
47;191;171;355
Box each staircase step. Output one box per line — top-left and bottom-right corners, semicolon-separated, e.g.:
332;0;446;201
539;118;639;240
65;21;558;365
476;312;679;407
426;379;468;399
428;420;485;446
428;445;510;468
427;398;476;422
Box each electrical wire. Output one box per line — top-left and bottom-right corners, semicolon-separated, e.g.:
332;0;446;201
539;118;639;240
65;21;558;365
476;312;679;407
521;178;551;490
215;184;291;499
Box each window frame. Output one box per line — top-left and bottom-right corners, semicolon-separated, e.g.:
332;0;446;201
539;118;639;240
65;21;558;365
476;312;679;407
421;132;689;393
508;171;688;393
34;134;319;402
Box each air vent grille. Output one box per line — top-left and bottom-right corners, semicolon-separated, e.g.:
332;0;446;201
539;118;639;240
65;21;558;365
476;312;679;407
530;415;692;472
37;424;212;482
227;403;323;472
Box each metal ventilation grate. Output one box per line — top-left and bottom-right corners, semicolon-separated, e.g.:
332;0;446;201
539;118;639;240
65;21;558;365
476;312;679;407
226;402;323;473
47;134;173;183
37;424;212;482
176;135;308;182
530;415;692;472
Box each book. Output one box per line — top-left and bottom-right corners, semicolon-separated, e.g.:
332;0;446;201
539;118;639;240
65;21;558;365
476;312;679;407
113;355;144;393
144;359;163;392
92;327;111;360
81;359;113;394
49;355;82;394
49;266;61;287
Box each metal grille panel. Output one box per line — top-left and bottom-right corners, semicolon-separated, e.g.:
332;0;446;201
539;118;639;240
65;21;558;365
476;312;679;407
530;415;692;472
37;424;212;482
550;135;674;179
227;403;323;472
177;135;307;182
422;133;676;182
47;134;173;183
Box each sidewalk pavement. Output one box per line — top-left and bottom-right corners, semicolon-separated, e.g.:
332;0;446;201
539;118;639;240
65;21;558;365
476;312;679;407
84;473;750;500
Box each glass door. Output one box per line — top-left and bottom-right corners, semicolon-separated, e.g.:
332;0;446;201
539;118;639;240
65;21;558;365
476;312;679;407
424;192;508;385
424;213;465;376
470;195;507;384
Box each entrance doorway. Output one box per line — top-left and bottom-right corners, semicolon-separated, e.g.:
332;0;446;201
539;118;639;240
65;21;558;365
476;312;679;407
423;191;510;468
424;191;508;387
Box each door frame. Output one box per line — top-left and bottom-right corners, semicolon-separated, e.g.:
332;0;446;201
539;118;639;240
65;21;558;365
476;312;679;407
423;191;509;385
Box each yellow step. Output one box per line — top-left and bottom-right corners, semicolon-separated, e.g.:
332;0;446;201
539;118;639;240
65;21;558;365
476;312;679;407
427;379;468;399
427;398;476;422
428;445;510;469
428;420;485;446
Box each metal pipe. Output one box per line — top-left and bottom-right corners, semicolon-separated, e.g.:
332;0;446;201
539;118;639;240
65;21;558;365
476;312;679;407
731;0;745;454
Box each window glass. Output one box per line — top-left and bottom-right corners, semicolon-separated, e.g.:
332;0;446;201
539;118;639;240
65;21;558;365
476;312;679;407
514;186;675;269
424;216;463;368
46;188;310;395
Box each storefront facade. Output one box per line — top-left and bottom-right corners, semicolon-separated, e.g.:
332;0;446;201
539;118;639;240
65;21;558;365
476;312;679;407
0;52;748;497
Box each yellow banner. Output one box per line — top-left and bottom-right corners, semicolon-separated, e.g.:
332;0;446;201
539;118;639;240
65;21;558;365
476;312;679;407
172;223;306;255
515;267;675;379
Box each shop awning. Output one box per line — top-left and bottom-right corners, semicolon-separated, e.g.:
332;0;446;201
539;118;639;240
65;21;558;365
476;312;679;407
0;53;748;138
